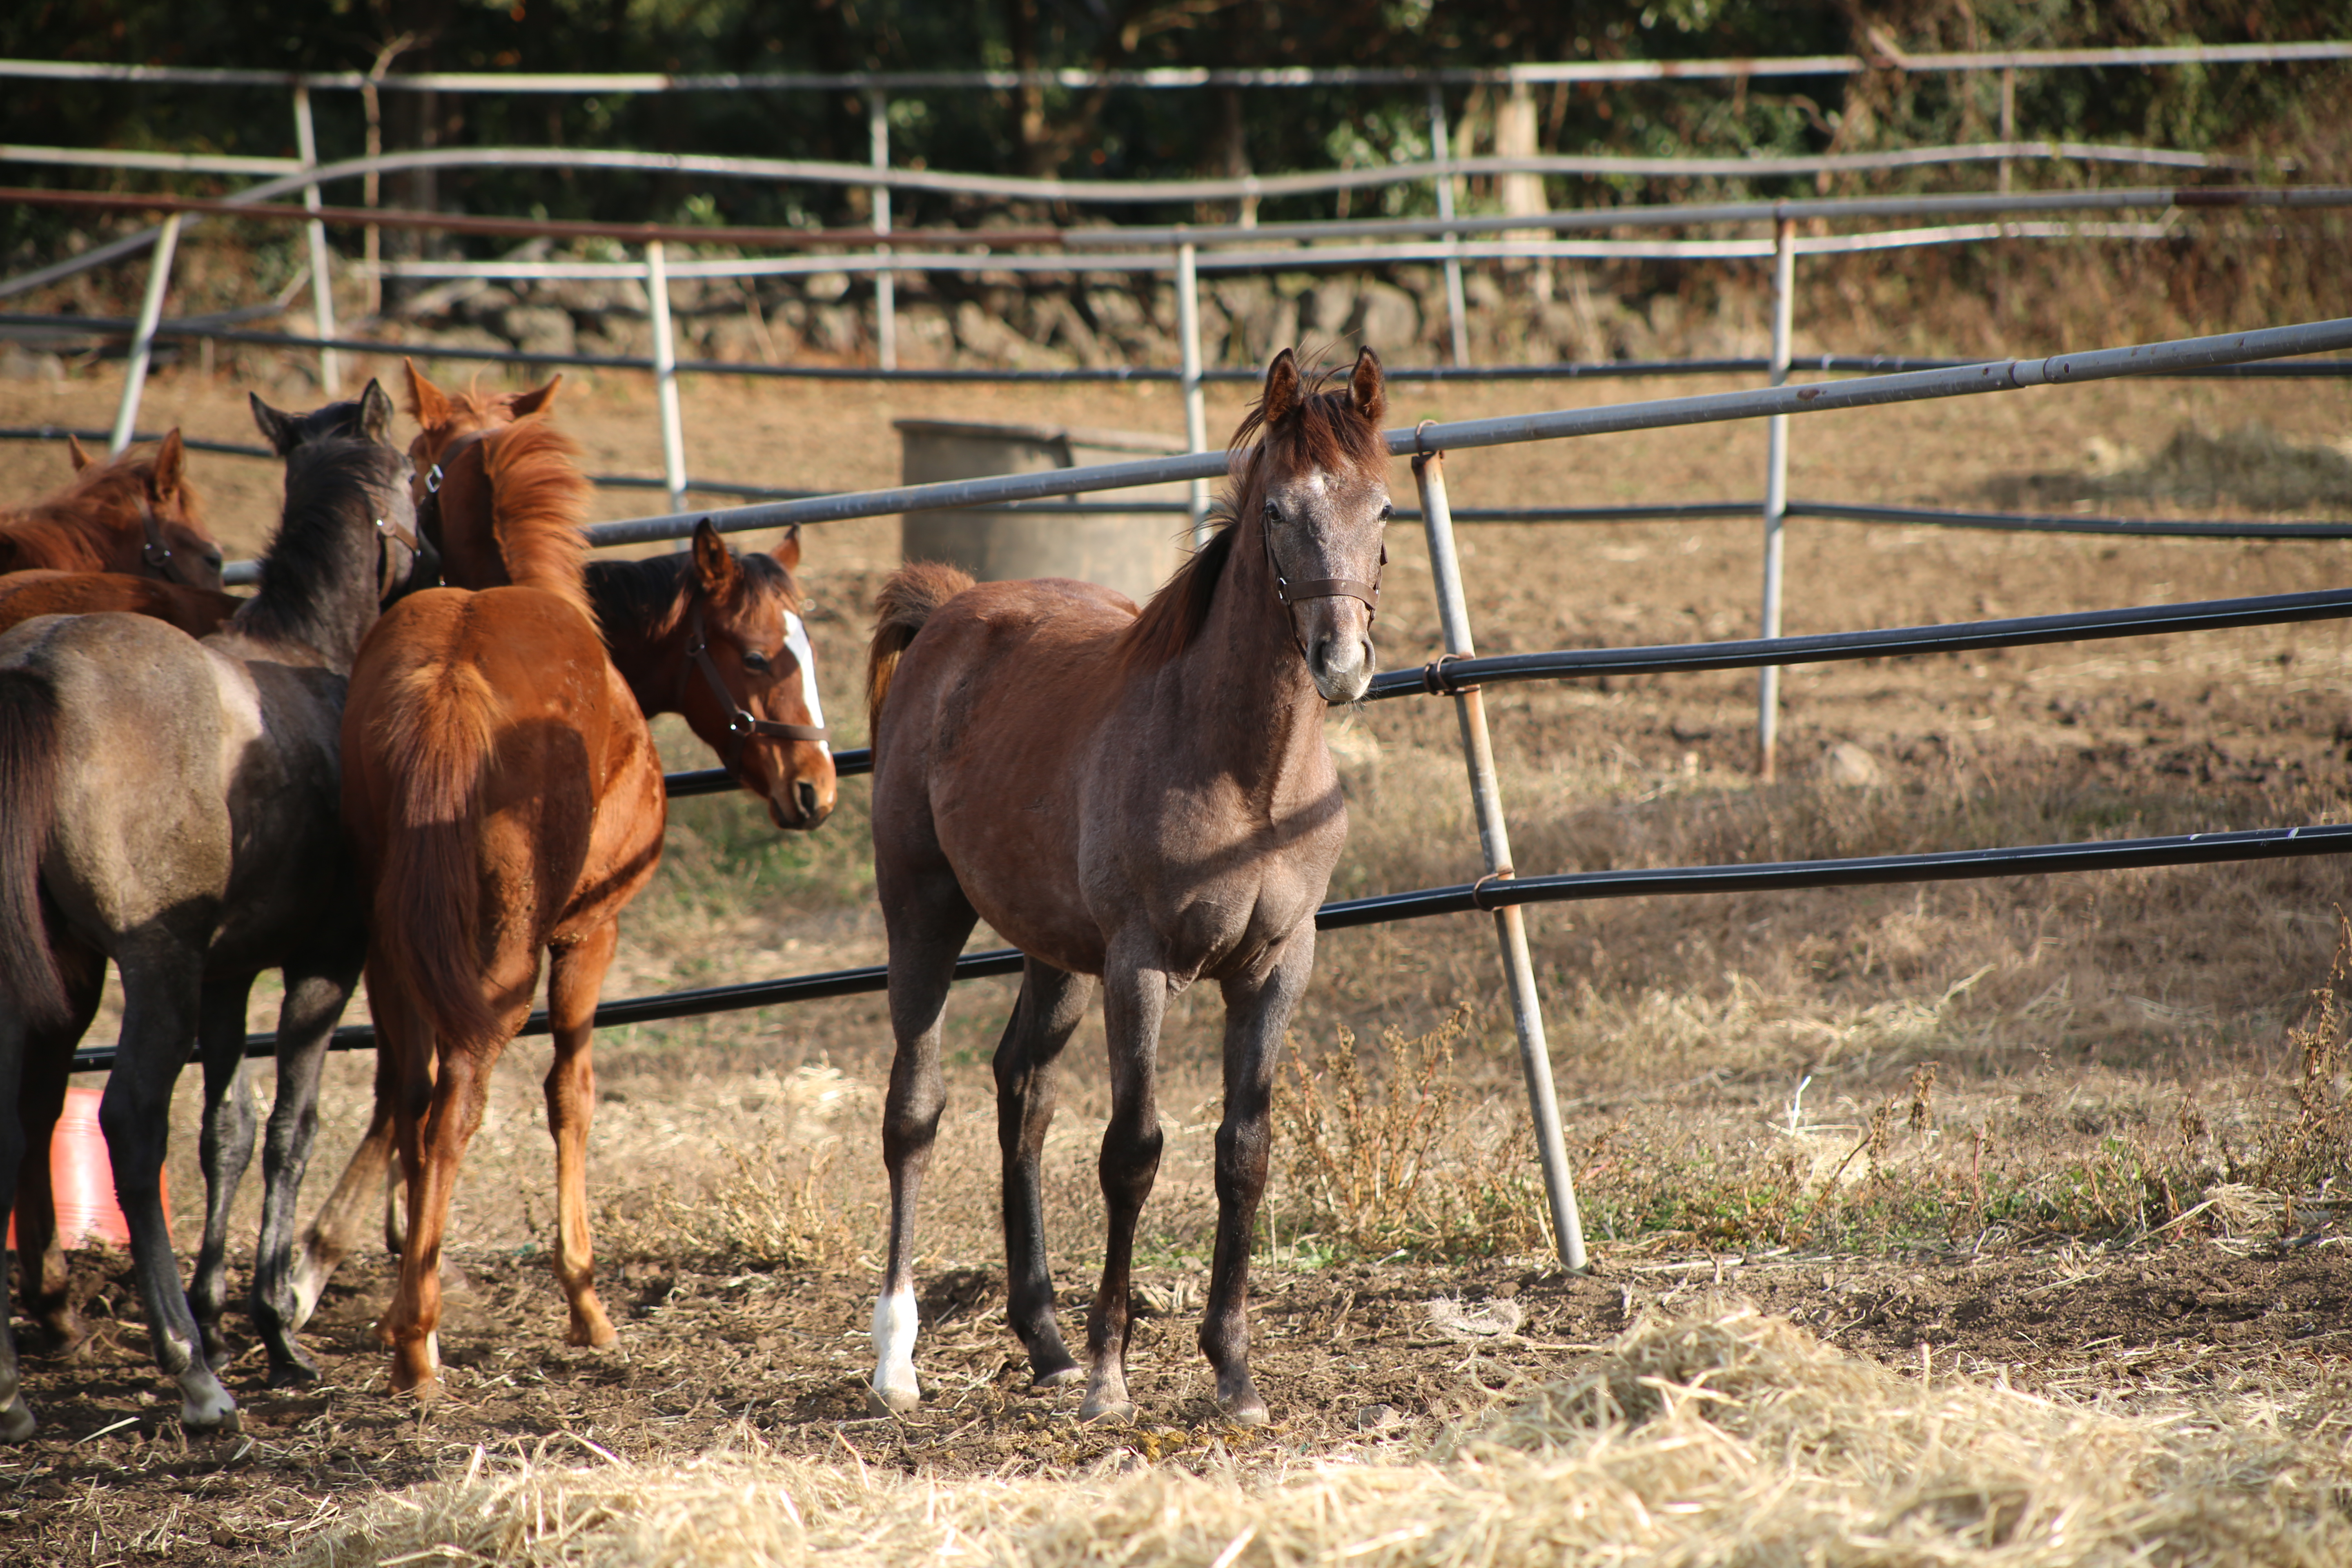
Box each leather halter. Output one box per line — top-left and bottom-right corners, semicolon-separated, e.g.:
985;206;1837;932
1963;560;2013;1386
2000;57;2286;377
137;499;208;588
685;604;828;773
1261;506;1384;656
415;427;492;557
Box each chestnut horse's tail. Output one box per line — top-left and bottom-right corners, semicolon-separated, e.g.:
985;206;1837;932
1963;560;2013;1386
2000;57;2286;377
865;562;976;744
370;658;503;1048
0;668;69;1028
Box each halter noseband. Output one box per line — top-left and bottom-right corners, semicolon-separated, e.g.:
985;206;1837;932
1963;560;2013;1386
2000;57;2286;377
1261;507;1384;657
685;604;829;773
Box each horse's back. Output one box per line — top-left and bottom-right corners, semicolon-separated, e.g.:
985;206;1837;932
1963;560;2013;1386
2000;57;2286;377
0;570;240;640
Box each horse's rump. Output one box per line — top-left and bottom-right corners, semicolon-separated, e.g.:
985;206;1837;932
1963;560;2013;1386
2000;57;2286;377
0;664;66;1025
347;588;618;1046
866;561;977;741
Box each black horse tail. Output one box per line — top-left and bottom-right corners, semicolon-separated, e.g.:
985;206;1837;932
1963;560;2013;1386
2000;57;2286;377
865;561;975;746
0;669;70;1028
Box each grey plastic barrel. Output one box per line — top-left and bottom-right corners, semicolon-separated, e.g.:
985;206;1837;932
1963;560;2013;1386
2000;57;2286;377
895;419;1192;605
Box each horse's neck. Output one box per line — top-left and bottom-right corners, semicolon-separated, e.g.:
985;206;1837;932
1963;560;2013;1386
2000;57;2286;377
594;612;680;718
0;514;115;573
1163;512;1328;791
228;521;381;672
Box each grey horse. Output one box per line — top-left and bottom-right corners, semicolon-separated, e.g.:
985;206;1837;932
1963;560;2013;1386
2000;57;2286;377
0;423;422;1441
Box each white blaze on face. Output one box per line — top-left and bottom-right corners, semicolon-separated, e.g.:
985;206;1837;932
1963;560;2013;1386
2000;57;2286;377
783;612;829;755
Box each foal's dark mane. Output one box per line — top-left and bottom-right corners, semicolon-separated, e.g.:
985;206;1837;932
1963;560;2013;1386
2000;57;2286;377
236;437;399;647
1113;365;1386;676
586;546;802;641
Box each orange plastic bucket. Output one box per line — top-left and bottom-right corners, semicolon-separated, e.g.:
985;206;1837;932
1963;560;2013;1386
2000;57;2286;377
4;1086;165;1252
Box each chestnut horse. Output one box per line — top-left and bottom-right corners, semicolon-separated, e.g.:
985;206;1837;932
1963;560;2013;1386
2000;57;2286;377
0;431;223;588
0;428;421;1441
864;347;1391;1425
334;365;832;1391
288;512;835;1323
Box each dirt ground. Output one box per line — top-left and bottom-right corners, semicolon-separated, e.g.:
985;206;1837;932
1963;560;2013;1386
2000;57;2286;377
2;347;2351;1563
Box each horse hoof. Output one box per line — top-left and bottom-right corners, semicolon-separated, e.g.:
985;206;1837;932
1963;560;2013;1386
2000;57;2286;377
0;1397;35;1444
863;1384;919;1418
1220;1399;1272;1429
1078;1395;1136;1426
176;1370;240;1433
1031;1364;1084;1390
267;1350;323;1390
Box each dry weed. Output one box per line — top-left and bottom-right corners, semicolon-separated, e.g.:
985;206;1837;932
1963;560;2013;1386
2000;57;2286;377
293;1303;2352;1568
598;1137;848;1270
1274;1010;1552;1260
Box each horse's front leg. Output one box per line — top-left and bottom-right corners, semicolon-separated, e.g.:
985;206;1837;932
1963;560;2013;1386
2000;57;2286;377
543;922;619;1352
189;974;258;1370
249;951;361;1385
994;960;1094;1390
1200;929;1314;1428
1081;951;1169;1425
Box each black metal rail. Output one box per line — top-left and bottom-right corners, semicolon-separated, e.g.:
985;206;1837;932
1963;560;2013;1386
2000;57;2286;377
67;579;2352;1074
68;820;2352;1074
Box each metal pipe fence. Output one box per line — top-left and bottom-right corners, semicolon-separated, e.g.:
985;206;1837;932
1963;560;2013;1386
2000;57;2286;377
50;310;2352;1274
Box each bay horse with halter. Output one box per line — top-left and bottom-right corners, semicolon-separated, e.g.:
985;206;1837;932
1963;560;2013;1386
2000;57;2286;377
864;347;1391;1425
0;418;423;1441
0;430;223;589
0;388;405;643
329;363;832;1391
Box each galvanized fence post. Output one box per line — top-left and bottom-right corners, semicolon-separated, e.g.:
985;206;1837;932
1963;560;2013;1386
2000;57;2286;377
1176;235;1211;549
644;240;689;516
291;84;341;394
1425;85;1471;368
108;213;181;456
1757;215;1794;780
1411;445;1588;1270
869;89;897;372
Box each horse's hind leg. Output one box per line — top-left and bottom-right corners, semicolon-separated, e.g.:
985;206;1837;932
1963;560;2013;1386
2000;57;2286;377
1198;931;1316;1428
105;944;238;1432
290;1039;399;1330
189;974;258;1369
11;929;103;1356
543;922;619;1351
994;960;1094;1390
381;1001;506;1394
0;1001;42;1440
871;871;978;1414
248;952;362;1386
1080;952;1170;1425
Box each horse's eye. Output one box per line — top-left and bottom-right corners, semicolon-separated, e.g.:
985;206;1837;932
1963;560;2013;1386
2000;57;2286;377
743;651;772;675
1378;503;1394;523
1262;499;1282;524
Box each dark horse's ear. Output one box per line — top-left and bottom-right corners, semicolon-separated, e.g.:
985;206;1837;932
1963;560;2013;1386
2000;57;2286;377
1261;347;1301;424
356;379;396;447
771;523;802;574
1349;346;1385;428
66;432;93;472
152;429;186;502
510;374;564;419
690;518;740;598
249;392;300;457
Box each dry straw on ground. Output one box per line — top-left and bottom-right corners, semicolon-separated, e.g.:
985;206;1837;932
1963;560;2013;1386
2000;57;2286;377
291;1303;2352;1568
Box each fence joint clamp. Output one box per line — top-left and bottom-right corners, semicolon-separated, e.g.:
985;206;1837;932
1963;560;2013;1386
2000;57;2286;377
1472;867;1517;911
1423;652;1476;695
